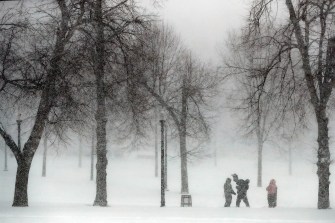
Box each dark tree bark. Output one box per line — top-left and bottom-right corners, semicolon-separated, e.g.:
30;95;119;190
316;107;330;209
285;0;333;209
93;0;108;207
0;0;79;206
12;159;31;206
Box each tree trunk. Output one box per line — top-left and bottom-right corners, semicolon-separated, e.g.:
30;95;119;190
289;145;292;176
256;129;263;187
0;0;72;207
316;109;330;209
12;158;31;206
42;135;47;177
257;142;263;187
285;0;332;209
91;127;95;181
179;131;188;194
93;0;108;207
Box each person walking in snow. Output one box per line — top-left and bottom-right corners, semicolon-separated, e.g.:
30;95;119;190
232;173;250;207
224;178;236;207
266;179;277;208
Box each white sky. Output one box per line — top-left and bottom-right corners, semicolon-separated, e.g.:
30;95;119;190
156;0;250;65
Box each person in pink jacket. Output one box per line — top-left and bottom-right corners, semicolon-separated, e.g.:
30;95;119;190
266;179;277;208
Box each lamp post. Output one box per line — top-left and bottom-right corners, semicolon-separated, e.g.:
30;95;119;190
154;107;158;178
17;113;22;151
160;112;165;207
164;121;168;190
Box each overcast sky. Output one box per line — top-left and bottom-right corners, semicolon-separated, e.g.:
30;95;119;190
155;0;249;65
146;0;251;145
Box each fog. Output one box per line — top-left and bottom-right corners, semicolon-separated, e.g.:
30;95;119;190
1;0;335;222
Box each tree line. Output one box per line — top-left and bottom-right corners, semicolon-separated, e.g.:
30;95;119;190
224;0;335;209
1;0;335;210
0;0;220;207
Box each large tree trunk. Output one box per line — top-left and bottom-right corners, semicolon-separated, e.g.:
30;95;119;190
12;158;32;206
179;131;188;194
316;108;330;209
285;0;332;209
0;0;73;207
93;0;108;207
10;62;58;206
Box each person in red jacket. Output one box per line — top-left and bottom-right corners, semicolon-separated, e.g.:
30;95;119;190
266;179;277;208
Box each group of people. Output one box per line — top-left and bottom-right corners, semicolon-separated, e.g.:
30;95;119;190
223;173;277;208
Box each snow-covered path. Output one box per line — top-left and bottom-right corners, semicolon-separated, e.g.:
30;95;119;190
1;153;335;223
1;205;335;223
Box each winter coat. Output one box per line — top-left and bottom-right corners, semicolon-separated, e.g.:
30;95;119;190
266;179;277;195
233;174;249;195
224;178;236;196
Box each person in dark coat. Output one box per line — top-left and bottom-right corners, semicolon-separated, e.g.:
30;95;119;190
224;178;236;207
266;179;277;208
232;173;250;207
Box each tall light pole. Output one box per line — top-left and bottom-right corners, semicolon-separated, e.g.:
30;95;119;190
160;116;165;207
17;113;22;151
164;121;168;190
154;107;158;177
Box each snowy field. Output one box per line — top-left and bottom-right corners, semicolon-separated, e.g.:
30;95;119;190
1;151;335;223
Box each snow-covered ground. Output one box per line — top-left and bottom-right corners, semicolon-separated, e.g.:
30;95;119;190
1;151;335;223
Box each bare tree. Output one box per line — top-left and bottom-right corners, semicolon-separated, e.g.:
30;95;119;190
234;0;335;209
0;0;85;206
225;29;294;187
132;24;221;194
75;0;151;206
